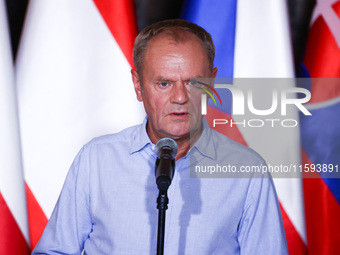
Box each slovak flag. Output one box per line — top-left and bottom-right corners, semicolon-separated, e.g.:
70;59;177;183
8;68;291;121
15;0;145;250
301;0;340;254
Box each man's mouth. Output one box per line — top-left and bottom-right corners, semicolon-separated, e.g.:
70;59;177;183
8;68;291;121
170;112;189;116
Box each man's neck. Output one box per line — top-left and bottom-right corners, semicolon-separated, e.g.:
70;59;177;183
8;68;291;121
146;125;203;161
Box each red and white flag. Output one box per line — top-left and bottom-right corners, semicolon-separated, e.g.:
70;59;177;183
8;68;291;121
233;1;307;254
15;0;145;249
0;0;30;253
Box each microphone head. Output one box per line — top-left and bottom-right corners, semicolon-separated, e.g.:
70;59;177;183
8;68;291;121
155;137;178;158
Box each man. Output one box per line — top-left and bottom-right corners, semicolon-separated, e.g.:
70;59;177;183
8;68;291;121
33;19;288;254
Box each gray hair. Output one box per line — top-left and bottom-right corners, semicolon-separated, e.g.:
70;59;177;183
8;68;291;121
132;19;215;75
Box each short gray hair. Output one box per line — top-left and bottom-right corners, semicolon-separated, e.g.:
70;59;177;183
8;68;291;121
133;19;215;75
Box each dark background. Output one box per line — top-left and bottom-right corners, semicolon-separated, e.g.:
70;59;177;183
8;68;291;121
5;0;315;75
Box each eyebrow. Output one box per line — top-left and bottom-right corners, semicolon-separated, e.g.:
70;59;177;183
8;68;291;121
154;77;174;82
154;75;206;82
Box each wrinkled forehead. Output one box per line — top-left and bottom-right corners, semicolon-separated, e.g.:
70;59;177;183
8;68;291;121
145;30;208;64
142;33;211;81
145;32;209;68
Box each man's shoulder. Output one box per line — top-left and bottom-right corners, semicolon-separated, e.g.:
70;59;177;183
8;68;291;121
209;128;265;164
85;124;140;148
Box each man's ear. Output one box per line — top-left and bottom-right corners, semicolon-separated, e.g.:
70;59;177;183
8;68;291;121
209;67;218;86
131;69;143;102
212;67;218;79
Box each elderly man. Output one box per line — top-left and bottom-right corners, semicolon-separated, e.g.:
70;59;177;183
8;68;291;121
33;19;288;254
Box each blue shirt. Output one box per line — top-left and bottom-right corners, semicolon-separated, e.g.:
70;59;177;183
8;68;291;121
33;118;288;254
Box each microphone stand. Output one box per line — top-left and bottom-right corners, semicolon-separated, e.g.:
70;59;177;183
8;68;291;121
154;140;177;255
155;153;175;255
156;189;168;255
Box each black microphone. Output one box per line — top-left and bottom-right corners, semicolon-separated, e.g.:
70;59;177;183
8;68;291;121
155;138;178;191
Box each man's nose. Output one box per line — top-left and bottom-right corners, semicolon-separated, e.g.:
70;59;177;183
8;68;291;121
170;82;189;104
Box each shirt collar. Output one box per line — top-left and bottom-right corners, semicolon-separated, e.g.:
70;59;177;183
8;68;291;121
130;117;154;154
130;116;216;160
191;117;216;160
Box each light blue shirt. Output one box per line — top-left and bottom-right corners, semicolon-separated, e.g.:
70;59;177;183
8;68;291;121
33;118;288;254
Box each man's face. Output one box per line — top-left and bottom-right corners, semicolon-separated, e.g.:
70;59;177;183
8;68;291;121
132;32;217;143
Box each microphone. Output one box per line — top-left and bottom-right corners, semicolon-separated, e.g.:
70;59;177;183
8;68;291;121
155;138;178;191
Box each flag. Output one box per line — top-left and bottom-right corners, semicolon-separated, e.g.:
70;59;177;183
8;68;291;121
0;0;30;253
301;0;340;254
183;0;307;254
15;0;145;249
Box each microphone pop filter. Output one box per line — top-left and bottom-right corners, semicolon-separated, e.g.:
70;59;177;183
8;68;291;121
155;138;178;158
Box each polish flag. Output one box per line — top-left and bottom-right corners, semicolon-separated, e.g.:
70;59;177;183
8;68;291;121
15;0;145;250
233;1;307;254
0;0;30;253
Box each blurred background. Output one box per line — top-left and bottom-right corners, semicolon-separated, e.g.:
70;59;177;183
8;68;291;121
1;0;339;254
6;0;315;73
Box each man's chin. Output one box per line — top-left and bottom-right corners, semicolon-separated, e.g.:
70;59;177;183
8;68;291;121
164;131;190;141
164;127;202;141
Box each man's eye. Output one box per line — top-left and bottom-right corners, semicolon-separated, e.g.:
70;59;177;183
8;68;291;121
183;80;196;86
159;82;168;87
189;80;197;86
